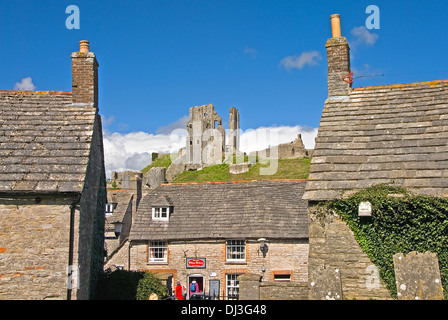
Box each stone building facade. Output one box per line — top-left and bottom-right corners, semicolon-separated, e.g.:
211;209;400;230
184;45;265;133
128;180;309;299
303;14;448;300
0;40;106;300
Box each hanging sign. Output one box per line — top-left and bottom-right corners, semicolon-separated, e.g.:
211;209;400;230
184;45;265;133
186;258;206;269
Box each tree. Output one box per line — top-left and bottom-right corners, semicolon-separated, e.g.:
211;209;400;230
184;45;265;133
136;272;169;300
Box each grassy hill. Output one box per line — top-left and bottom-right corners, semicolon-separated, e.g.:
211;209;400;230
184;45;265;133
141;153;175;174
141;153;310;183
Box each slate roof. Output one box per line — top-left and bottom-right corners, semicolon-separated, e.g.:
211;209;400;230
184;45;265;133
0;90;97;194
303;80;448;201
130;180;308;241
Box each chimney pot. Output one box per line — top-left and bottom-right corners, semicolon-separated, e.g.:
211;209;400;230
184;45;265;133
330;14;341;38
79;40;90;53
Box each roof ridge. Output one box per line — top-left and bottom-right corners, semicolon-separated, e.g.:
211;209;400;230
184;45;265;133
0;90;72;95
161;178;307;186
353;79;448;92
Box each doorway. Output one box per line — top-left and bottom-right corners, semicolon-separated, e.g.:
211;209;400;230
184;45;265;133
187;274;204;298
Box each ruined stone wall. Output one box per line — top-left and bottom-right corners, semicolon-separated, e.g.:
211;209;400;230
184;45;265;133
307;203;392;300
129;239;308;298
0;197;74;300
250;134;309;160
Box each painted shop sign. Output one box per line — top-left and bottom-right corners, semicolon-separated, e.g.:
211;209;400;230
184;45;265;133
186;258;206;269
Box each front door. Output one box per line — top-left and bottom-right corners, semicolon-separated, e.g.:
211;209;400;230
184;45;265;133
187;274;204;298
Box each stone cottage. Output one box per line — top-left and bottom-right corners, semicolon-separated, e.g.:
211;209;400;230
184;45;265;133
303;14;448;299
0;40;106;300
128;179;309;299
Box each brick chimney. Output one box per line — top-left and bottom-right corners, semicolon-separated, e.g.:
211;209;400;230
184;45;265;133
71;40;99;108
326;14;352;97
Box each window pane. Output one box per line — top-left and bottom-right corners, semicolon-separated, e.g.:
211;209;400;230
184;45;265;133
149;241;167;262
226;240;245;260
226;274;240;300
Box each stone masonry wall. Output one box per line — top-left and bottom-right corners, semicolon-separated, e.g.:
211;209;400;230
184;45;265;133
75;114;107;300
0;197;75;300
326;37;352;97
130;239;308;298
308;203;392;299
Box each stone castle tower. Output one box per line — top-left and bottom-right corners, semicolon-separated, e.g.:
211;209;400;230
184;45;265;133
186;104;226;165
228;107;240;153
166;104;240;181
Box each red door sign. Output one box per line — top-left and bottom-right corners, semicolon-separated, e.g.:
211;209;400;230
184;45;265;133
186;258;206;268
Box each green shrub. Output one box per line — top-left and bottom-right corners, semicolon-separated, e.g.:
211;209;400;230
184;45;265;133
329;184;448;298
136;272;169;300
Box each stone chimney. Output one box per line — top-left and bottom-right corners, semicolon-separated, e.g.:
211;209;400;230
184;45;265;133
71;40;99;108
326;14;352;97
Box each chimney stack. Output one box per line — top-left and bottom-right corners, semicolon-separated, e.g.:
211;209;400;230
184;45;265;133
326;14;351;97
71;40;99;108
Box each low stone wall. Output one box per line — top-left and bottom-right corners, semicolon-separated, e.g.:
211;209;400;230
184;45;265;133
260;282;309;300
238;273;309;300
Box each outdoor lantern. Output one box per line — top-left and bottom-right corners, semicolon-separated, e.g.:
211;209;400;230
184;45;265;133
258;238;268;258
112;221;124;238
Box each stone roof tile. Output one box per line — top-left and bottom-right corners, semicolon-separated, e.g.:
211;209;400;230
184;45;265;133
0;91;96;194
130;180;308;241
303;80;448;200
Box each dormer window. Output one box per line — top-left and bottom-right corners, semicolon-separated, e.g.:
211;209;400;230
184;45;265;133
152;207;170;221
105;203;117;217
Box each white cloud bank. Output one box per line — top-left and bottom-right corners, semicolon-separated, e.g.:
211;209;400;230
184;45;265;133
280;51;322;71
350;26;379;46
14;77;36;90
103;124;318;177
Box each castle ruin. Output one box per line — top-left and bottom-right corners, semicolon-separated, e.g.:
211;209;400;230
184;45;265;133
166;104;240;181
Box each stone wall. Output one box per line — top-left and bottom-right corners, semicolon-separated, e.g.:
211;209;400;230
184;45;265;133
0;196;76;300
129;239;308;298
249;134;309;160
260;281;309;300
307;203;392;300
75;114;107;300
238;273;309;300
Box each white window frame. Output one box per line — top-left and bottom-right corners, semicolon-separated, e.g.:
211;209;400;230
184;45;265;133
105;203;114;217
226;273;241;300
152;207;170;221
226;240;246;262
274;273;291;282
148;241;168;263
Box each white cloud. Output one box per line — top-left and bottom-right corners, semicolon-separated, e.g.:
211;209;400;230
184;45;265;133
155;115;189;134
243;47;258;59
124;152;153;171
14;77;36;90
103;130;186;177
350;26;379;46
280;51;322;71
103;124;318;177
101;115;115;126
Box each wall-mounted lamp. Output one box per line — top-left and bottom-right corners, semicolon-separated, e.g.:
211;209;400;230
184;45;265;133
258;238;268;258
112;221;124;238
358;201;372;217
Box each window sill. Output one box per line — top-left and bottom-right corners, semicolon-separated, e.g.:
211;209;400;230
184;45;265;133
147;262;168;265
225;261;247;265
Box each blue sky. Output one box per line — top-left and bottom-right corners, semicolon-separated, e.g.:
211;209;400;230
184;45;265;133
2;1;448;173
